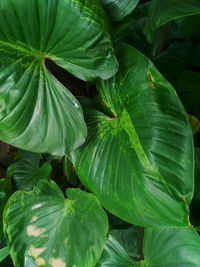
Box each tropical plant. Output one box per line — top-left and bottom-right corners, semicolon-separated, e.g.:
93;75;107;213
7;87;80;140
0;0;200;266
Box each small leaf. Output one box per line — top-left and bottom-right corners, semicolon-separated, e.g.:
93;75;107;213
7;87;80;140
109;226;140;258
0;246;9;262
3;180;108;267
97;235;137;267
7;150;52;191
100;0;139;22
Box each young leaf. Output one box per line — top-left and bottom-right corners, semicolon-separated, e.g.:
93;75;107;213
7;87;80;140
3;180;108;267
144;0;200;42
100;0;139;22
0;0;118;155
70;43;193;227
7;150;52;191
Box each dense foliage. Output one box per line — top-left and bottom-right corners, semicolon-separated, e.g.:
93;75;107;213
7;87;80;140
0;0;200;266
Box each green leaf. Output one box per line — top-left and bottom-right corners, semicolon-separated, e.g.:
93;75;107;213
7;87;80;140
98;227;200;266
0;176;12;237
7;150;52;191
143;227;200;266
97;235;137;267
0;0;118;155
70;43;193;227
176;71;200;119
3;180;108;267
0;246;9;262
109;226;140;258
100;0;139;22
144;0;200;42
0;237;13;266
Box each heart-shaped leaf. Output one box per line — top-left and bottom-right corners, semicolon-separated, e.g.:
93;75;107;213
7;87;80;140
98;227;200;266
70;43;193;227
0;0;118;155
100;0;139;22
7;150;52;191
144;0;200;42
3;180;108;267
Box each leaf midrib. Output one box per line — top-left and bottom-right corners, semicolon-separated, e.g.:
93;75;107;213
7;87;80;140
0;40;45;62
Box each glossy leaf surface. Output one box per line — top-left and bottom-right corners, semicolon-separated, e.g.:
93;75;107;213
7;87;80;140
7;150;52;191
98;227;200;266
0;0;118;155
71;43;193;227
3;180;108;267
144;0;200;42
100;0;139;22
143;227;200;266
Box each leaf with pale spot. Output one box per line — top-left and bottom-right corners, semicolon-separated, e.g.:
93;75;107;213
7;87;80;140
3;180;108;267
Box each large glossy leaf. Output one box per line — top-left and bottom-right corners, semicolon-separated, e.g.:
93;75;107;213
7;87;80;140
98;227;200;266
7;150;52;191
0;0;118;155
144;0;200;42
3;180;108;267
143;227;200;266
100;0;139;22
0;176;12;237
70;43;193;227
